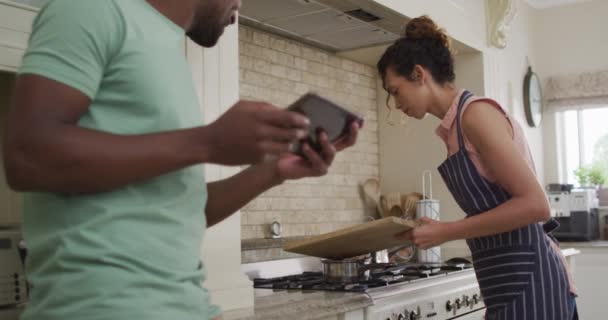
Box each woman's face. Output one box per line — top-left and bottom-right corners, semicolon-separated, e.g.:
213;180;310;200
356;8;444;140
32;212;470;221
384;66;429;120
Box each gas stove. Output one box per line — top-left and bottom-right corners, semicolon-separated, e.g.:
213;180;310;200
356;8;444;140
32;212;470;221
253;262;471;293
245;258;486;319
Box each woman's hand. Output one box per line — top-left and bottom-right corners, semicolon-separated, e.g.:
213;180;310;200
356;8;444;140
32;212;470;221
396;217;453;249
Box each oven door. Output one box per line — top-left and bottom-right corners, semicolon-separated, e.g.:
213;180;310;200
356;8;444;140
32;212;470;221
447;307;486;319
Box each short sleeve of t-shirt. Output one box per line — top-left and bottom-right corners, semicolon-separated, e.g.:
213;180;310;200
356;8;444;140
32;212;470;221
19;0;124;99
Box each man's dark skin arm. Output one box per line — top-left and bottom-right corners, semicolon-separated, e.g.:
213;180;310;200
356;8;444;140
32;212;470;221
2;74;309;193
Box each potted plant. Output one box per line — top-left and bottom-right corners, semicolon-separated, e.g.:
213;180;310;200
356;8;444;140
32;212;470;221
574;165;591;188
589;164;608;206
589;164;607;189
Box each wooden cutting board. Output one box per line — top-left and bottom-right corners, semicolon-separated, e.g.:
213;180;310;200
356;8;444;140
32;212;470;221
283;216;418;260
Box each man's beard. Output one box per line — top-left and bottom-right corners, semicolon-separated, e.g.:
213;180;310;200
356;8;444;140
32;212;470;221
186;25;224;48
186;14;225;48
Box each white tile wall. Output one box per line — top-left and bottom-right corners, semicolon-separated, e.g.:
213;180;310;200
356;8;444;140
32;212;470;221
239;26;380;240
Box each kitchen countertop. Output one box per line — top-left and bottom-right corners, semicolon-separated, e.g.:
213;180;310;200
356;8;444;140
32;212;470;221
561;247;581;257
222;289;372;320
559;241;608;249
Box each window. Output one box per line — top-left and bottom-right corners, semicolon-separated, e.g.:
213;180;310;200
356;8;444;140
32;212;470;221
561;107;608;185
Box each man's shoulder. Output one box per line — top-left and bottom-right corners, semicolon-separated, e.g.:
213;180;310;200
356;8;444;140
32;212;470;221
38;0;123;26
31;0;126;47
42;0;117;13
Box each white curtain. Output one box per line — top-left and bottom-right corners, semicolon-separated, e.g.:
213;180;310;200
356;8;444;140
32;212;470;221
545;70;608;112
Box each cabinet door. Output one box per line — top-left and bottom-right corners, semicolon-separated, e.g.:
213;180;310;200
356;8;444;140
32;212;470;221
0;2;37;33
0;46;25;72
0;71;22;226
0;2;35;225
0;1;36;72
0;141;24;227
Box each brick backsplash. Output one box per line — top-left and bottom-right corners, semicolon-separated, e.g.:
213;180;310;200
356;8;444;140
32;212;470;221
238;26;380;242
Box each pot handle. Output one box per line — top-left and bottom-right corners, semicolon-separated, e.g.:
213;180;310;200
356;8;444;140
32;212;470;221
357;262;391;274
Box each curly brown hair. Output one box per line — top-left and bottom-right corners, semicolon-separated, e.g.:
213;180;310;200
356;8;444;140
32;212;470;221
377;15;455;91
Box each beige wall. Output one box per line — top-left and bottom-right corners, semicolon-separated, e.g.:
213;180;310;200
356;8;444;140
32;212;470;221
486;0;545;183
238;26;380;240
531;0;608;184
532;0;608;77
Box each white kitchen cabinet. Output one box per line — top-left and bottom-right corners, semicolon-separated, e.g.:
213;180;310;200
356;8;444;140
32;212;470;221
0;72;23;227
0;0;35;227
187;27;254;313
0;1;36;72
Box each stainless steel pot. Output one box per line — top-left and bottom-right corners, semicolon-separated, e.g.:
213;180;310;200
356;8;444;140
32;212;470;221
321;259;388;283
321;243;416;283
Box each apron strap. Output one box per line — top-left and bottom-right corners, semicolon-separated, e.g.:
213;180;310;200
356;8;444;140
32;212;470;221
455;90;475;150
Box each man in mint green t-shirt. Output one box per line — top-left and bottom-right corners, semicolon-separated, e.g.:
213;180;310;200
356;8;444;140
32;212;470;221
2;1;359;319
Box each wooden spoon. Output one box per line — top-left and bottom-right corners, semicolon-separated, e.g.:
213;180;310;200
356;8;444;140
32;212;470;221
380;195;390;217
401;192;423;219
361;178;381;215
389;205;404;218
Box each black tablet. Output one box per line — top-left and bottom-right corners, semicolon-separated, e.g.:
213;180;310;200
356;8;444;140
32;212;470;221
287;93;364;157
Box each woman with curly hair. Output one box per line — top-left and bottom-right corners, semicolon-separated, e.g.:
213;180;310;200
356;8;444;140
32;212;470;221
379;15;578;319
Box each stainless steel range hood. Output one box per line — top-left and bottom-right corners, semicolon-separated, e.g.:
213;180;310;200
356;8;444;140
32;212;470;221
239;0;409;52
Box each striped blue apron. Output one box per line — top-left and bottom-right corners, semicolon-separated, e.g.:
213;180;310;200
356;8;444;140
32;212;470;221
437;91;573;319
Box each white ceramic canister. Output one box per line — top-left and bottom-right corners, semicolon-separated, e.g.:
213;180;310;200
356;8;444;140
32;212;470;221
416;170;442;263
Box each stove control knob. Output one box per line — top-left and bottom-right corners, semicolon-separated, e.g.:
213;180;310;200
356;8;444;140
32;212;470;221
397;313;406;320
472;294;480;305
410;306;422;320
455;298;462;309
463;295;471;307
446;300;454;311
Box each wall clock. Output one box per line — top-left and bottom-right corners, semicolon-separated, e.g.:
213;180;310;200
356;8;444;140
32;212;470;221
523;66;543;127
